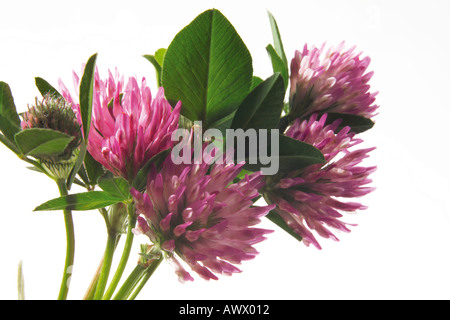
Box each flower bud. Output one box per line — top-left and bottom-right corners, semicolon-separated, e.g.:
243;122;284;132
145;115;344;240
107;202;128;234
21;94;82;178
22;94;82;160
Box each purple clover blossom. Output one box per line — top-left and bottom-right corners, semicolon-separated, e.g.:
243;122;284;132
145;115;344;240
131;150;275;282
289;42;378;120
59;68;181;181
264;113;376;249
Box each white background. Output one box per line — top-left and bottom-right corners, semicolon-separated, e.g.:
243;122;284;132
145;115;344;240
1;0;449;300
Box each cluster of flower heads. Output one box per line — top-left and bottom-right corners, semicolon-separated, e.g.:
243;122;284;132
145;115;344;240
56;67;275;281
263;42;377;249
30;41;377;281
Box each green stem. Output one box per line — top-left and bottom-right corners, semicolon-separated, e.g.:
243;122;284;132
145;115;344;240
112;264;146;300
128;256;163;300
56;179;75;300
84;203;125;299
102;202;137;300
93;230;117;300
83;232;121;300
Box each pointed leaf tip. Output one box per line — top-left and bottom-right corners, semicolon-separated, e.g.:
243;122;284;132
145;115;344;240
162;9;253;128
79;53;98;140
34;191;123;212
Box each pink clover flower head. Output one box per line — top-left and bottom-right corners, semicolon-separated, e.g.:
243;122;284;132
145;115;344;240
265;113;376;249
131;152;275;282
289;42;378;120
59;68;181;181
